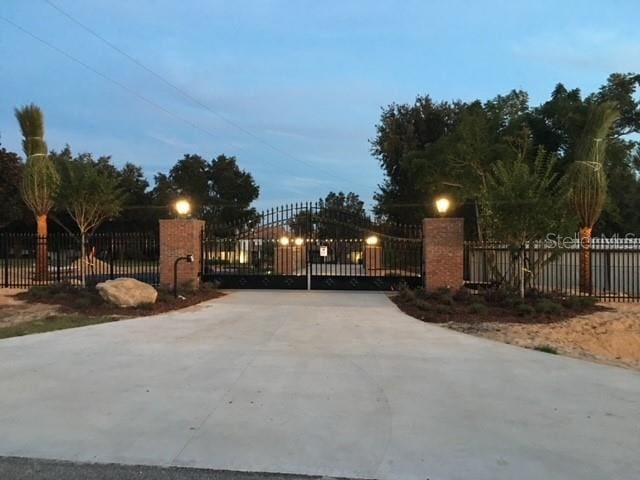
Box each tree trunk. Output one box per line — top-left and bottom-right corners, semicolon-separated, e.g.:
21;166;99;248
579;226;592;294
35;214;48;282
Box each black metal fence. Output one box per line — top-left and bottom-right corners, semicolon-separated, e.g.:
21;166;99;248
1;232;159;288
464;238;640;301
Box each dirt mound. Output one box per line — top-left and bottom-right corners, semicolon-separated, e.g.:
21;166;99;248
450;303;640;370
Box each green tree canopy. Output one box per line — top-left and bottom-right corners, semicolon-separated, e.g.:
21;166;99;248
372;73;640;236
152;154;259;227
0;145;25;229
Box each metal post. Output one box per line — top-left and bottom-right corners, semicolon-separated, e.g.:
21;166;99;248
173;254;195;298
55;233;61;283
3;234;8;288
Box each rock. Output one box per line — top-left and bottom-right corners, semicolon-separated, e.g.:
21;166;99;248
96;278;157;308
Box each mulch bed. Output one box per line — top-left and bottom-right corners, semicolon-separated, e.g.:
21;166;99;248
391;295;606;325
16;287;224;318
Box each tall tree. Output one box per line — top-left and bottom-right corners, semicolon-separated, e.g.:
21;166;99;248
152;154;259;229
15;104;59;279
289;192;369;239
0;146;24;229
567;101;620;293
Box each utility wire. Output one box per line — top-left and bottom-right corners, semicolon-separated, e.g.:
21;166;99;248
2;15;230;150
1;14;296;199
42;0;366;188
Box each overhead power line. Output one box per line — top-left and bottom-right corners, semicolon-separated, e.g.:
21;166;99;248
42;0;366;188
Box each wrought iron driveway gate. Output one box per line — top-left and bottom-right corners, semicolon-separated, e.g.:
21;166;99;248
201;203;422;290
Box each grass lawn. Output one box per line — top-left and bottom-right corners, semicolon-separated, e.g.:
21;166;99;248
0;282;223;340
0;313;118;339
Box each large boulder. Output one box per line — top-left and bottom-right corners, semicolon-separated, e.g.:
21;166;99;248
96;278;158;308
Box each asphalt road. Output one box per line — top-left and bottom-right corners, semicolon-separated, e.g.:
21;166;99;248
0;456;357;479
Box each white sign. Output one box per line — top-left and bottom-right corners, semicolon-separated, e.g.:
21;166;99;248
319;246;328;257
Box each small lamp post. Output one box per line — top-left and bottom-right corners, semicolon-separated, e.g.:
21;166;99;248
435;197;451;217
174;199;191;218
174;254;195;298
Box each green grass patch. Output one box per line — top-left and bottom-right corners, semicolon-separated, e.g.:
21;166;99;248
532;344;559;354
0;314;118;339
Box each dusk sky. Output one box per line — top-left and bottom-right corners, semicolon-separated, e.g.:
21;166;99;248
2;0;639;211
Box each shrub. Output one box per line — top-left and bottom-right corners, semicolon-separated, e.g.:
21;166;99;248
525;288;545;301
72;296;93;309
483;286;519;307
200;281;220;291
468;302;488;315
534;299;564;314
533;345;558;354
514;303;535;316
452;288;474;304
562;296;598;310
397;285;416;303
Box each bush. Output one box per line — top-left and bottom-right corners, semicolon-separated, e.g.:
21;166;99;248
468;302;488;315
562;296;598;311
200;281;220;291
72;296;93;309
533;345;558;354
397;285;416;303
534;299;564;314
482;286;520;307
452;288;474;304
525;288;545;301
514;303;535;316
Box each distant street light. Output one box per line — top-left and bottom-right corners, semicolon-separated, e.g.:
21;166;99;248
435;197;451;216
294;237;304;246
174;199;191;217
279;236;290;246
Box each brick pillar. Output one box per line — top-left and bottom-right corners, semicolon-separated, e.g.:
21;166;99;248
159;219;204;290
364;245;382;276
423;218;464;290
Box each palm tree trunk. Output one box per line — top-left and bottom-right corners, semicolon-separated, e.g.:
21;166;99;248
579;226;592;294
35;214;48;281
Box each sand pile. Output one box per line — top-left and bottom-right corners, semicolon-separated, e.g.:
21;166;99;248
450;303;640;370
69;257;111;273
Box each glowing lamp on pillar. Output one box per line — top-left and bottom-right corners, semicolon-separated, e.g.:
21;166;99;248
435;197;451;216
365;235;379;246
174;199;191;217
279;236;290;246
294;237;304;246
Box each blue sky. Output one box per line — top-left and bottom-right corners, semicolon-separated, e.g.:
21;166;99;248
1;1;639;211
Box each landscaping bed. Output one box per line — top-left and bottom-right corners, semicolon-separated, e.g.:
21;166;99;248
392;286;603;324
0;282;223;339
393;286;640;371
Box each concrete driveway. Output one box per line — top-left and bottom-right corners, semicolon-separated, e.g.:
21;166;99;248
0;291;638;480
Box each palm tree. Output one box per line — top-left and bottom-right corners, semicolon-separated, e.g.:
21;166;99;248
15;104;59;280
567;101;619;294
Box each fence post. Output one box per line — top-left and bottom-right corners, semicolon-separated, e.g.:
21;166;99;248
109;233;115;280
2;234;8;288
55;233;61;283
422;217;464;290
